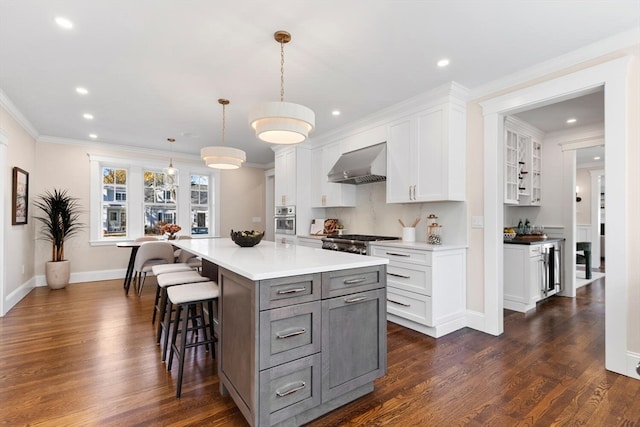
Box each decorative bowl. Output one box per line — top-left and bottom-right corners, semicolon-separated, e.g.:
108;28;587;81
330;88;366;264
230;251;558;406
230;230;264;247
504;231;516;240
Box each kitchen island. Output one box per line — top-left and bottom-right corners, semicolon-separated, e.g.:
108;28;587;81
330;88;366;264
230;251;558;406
172;238;389;427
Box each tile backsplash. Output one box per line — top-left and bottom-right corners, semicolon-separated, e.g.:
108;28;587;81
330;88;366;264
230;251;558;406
322;181;468;245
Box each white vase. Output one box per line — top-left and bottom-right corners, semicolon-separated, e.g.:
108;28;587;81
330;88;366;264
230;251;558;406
45;260;71;289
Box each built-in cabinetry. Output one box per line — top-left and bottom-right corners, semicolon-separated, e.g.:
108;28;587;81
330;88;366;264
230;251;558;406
386;93;466;203
219;264;386;426
274;147;297;206
503;240;562;313
369;243;466;338
504;117;543;206
310;141;356;208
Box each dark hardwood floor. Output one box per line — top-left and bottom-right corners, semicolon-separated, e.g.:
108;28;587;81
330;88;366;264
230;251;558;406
1;275;638;426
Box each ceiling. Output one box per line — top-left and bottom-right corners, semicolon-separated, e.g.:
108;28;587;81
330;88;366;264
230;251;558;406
514;90;605;167
0;1;638;166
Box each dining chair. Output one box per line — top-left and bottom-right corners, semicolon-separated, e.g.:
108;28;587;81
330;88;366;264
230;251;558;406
132;241;175;296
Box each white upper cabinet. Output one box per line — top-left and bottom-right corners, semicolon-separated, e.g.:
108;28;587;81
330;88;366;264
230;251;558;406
274;147;297;206
504;117;544;206
310;141;356;208
386;100;466;203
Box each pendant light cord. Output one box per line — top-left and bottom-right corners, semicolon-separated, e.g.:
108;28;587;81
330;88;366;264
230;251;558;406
280;39;285;102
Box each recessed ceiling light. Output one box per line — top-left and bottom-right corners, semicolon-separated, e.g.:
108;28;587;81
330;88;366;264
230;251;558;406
332;110;341;116
54;16;73;29
594;156;601;160
437;58;450;67
566;118;577;124
89;134;98;139
83;113;94;120
76;87;88;95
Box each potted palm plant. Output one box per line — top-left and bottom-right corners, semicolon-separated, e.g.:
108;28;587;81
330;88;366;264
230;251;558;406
33;189;84;289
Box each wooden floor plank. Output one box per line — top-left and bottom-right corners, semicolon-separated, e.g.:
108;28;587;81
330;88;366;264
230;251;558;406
0;276;638;426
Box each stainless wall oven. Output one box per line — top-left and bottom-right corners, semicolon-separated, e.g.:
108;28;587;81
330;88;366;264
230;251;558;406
274;206;296;235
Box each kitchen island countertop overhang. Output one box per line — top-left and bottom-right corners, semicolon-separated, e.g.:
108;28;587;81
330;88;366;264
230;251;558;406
171;237;389;280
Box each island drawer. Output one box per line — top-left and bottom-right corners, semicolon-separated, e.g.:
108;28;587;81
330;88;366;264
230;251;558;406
386;261;432;296
259;273;321;310
259;301;321;370
321;265;385;298
386;286;433;326
259;353;321;426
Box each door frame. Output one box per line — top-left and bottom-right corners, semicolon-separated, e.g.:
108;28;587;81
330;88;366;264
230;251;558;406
480;56;634;377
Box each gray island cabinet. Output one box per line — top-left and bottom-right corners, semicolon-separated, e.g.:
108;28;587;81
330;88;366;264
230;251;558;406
172;238;388;427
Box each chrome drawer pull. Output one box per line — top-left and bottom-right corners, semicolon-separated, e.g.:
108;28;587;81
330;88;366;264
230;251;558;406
277;287;307;295
386;252;410;257
276;381;306;397
343;277;366;285
387;298;411;307
387;272;410;279
276;328;306;339
345;296;368;303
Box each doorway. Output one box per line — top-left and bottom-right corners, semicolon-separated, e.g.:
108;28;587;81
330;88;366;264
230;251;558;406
480;56;635;377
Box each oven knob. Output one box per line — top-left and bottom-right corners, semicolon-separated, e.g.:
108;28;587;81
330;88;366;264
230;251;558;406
332;243;339;251
348;245;358;253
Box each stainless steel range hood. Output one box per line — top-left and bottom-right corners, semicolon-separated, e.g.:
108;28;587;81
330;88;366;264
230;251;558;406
327;142;387;184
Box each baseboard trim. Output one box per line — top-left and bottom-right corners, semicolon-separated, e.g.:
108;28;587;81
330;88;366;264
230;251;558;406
3;277;37;316
35;269;127;287
626;351;640;380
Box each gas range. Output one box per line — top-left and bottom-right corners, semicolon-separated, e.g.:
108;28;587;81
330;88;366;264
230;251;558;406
321;234;399;255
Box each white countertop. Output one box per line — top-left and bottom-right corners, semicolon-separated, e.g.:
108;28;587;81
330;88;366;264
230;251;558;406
368;240;468;251
172;238;388;281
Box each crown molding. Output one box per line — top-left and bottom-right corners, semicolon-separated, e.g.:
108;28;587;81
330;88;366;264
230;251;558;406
470;27;640;101
0;88;39;139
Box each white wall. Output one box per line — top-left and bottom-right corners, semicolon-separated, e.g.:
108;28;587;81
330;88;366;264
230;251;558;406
1;101;36;315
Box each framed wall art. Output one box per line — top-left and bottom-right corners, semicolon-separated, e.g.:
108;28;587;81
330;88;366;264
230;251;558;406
12;167;29;225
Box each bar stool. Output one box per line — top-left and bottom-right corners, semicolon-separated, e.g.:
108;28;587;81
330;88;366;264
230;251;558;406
166;281;219;398
156;271;210;359
151;263;196;323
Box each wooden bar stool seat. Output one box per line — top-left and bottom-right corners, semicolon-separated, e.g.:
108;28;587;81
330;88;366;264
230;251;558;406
166;281;219;398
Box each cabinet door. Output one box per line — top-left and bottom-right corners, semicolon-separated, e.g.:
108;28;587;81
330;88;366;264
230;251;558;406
504;129;519;204
386;117;413;203
321;288;387;403
311;142;356;208
529;253;542;302
413;107;444;201
275;148;296;206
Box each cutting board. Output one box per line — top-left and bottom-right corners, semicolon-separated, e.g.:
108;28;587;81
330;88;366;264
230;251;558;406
309;219;326;235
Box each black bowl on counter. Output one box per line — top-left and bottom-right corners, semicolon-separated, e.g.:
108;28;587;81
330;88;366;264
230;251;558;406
230;230;264;247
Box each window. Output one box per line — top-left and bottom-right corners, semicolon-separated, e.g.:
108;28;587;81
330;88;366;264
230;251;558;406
102;167;127;237
143;170;177;236
190;174;209;235
89;154;217;244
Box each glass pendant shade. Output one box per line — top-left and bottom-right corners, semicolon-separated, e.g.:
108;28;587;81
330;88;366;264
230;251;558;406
249;101;315;144
201;146;246;170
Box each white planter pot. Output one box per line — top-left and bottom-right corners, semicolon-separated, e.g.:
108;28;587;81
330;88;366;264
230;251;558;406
45;260;70;289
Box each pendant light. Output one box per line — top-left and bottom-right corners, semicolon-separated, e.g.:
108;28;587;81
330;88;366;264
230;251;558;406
248;30;315;144
163;138;179;188
201;99;247;169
